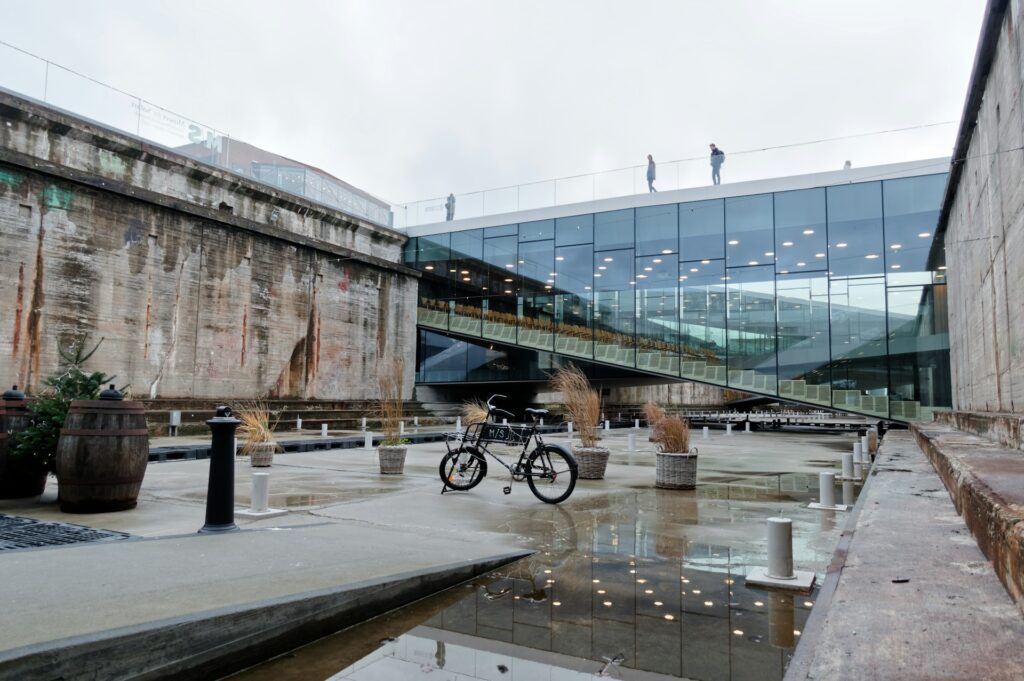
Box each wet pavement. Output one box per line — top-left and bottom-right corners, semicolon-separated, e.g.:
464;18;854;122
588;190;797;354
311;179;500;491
216;428;862;680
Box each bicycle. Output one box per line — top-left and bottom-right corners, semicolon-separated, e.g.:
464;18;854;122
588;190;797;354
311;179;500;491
439;395;578;504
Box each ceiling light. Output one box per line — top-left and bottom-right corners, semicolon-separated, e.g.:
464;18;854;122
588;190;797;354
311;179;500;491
594;273;602;277
721;276;730;281
549;272;557;277
518;259;525;264
662;249;673;254
555;256;565;261
836;242;848;248
690;267;699;272
728;240;739;245
505;264;514;268
918;232;930;238
890;244;902;250
629;281;636;285
460;270;469;274
504;289;511;293
644;266;653;271
748;260;758;265
544;285;552;289
782;241;794;247
462;277;470;281
891;264;902;269
604;257;614;262
504;278;513;282
938;265;947;270
815;253;825;258
797;262;806;267
449;269;457;273
637;274;648;279
598;265;607;270
764;252;774;257
865;254;879;259
425;265;434;270
584;285;591;290
802;229;814;235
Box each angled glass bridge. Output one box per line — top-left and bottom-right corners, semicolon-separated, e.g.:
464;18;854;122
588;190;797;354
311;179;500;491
404;160;951;423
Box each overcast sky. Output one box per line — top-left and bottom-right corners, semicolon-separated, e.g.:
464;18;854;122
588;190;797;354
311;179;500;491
2;1;985;207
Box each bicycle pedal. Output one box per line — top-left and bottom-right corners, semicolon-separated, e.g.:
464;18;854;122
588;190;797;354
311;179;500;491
503;486;512;495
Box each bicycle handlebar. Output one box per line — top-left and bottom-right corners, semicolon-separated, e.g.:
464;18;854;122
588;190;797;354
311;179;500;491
486;394;507;409
492;407;514;418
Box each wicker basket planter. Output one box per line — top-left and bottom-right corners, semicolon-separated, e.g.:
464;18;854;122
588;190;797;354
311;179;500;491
655;449;698;490
574;446;610;480
378;445;407;475
250;442;275;468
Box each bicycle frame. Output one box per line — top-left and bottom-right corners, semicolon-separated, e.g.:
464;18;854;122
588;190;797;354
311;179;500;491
449;399;545;481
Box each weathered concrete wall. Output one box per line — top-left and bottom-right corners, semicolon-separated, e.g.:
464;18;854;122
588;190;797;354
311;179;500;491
0;92;417;399
606;382;726;407
945;2;1024;413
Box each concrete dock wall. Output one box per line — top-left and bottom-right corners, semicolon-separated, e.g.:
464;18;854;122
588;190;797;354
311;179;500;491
0;91;417;399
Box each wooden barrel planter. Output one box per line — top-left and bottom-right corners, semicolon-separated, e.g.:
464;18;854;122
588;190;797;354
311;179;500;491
56;386;149;513
0;386;47;499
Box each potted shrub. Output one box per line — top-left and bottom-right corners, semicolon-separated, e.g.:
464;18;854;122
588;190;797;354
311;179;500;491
8;339;116;499
376;357;408;474
552;365;608;479
643;401;666;443
236;399;280;467
654;414;698;490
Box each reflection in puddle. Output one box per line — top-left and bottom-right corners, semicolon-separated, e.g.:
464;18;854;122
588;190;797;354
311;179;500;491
229;472;859;681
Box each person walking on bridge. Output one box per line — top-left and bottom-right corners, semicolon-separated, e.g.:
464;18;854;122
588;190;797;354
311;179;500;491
646;155;657;192
445;193;455;221
710;144;725;185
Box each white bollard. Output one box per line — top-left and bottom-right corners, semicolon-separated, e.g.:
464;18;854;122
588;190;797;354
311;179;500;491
321;423;328;437
766;517;795;580
540;417;544;426
628;433;636;452
251;472;270;513
502;418;508;426
361;416;367;431
842;452;854;479
414;416;419;427
702;426;709;439
818;472;836;508
233;437;238;454
853;442;862;463
399;421;405;435
364;431;373;450
604;420;610;431
296;417;302;431
455;416;461;431
861;435;870;458
842;481;855;507
567;421;574;435
634;418;640;429
854;460;863;478
745;420;751;433
726;423;733;437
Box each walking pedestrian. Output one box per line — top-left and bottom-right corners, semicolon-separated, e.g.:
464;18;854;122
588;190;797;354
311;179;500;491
709;144;725;185
445;193;455;221
646;155;657;192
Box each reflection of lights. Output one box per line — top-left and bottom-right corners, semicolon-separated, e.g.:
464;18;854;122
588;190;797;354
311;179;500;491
593;579;601;583
724;578;734;585
754;601;764;607
644;267;653;271
728;240;739;245
721;276;731;281
594;273;602;277
836;242;847;248
692;589;701;594
681;578;689;583
704;601;714;607
629;281;636;285
795;629;802;636
584;285;591;290
518;259;525;264
653;258;663;264
460;270;469;274
598;266;607;270
815;253;825;258
803;229;815;235
637;274;648;279
890;244;902;250
450;269;457;273
690;267;699;272
644;589;653;594
544;285;552;289
553;601;561;606
654;601;663;606
604;257;614;262
701;259;711;264
504;289;512;293
938;265;947;270
918;232;930;238
782;241;794;247
629;569;636;574
764;252;774;257
662;249;673;254
603;601;613;607
679;276;687;281
804;601;814;607
504;278;513;282
865;254;879;259
506;264;514;268
425;265;434;270
637;579;647;584
748;260;759;265
462;277;471;281
547;579;555;584
797;262;806;267
891;264;901;269
733;629;744;636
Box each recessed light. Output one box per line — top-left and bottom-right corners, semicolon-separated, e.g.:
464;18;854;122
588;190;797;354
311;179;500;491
865;254;879;259
584;285;591;290
690;267;699;272
721;276;730;281
462;277;470;281
629;281;636;285
504;278;513;282
504;289;512;293
637;274;648;279
836;242;848;248
449;269;457;273
797;262;806;267
644;266;653;271
782;241;794;247
815;253;825;258
425;265;434;270
938;265;947;270
802;229;814;235
890;244;902;250
505;264;514;268
728;240;739;245
594;273;602;277
549;272;557;277
891;264;901;269
460;270;469;274
701;259;711;264
918;232;930;238
653;258;662;263
598;265;607;270
604;257;614;262
764;252;774;257
662;249;673;254
544;285;552;289
748;260;758;265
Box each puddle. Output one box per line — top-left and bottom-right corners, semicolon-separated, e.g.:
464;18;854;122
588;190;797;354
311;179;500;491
230;548;815;681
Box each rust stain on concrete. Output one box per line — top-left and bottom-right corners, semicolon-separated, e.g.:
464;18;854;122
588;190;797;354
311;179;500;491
240;303;248;368
25;223;45;391
12;263;24;357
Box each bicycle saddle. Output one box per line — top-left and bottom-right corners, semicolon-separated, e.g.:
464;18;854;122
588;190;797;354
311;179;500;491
525;408;548;416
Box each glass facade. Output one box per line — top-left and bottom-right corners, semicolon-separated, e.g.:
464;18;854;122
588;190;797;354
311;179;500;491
407;173;950;421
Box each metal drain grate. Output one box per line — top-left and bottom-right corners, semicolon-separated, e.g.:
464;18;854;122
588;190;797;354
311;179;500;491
0;514;131;551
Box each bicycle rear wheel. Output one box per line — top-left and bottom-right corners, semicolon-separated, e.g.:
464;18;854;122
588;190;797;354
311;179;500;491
525;446;577;504
440;447;487;491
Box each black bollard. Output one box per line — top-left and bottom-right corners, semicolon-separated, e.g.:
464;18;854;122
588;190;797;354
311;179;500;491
199;405;240;534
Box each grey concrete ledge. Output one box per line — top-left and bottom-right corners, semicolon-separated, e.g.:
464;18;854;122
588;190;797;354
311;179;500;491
0;548;530;681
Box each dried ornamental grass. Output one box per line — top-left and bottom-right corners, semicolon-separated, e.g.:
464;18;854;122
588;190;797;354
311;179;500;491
551;365;601;448
377;356;406;445
658;415;691;453
234;399;281;456
461;398;490;426
643;401;667;441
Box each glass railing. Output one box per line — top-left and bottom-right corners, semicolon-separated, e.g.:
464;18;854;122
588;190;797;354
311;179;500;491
0;40;394;227
394;130;954;228
416;294;936;422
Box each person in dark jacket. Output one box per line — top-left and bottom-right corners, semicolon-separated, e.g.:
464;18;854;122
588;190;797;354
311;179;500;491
646;155;657;192
445;193;455;221
710;144;725;185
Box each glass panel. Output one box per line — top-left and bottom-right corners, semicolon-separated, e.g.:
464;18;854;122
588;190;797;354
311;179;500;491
519;240;555;350
402;236;417;266
483;294;519;344
636;204;679;256
680;199;725;261
887;283;951;421
776;273;831;405
450;228;483;261
774;188;827;274
826;182;884;277
555;214;594;246
485;223;518;238
679;259;727;384
725;194;774;267
594;209;634;250
636;254;679;375
555;244;594;358
882;174;945;277
519;219;555;242
829;277;889;418
726;265;777;395
594;249;635;367
417;330;465;382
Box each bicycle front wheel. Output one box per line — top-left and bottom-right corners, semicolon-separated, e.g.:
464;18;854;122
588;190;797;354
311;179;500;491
525;446;577;504
440;447;487;491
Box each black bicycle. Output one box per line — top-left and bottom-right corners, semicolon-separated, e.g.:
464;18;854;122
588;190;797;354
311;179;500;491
439;395;578;504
